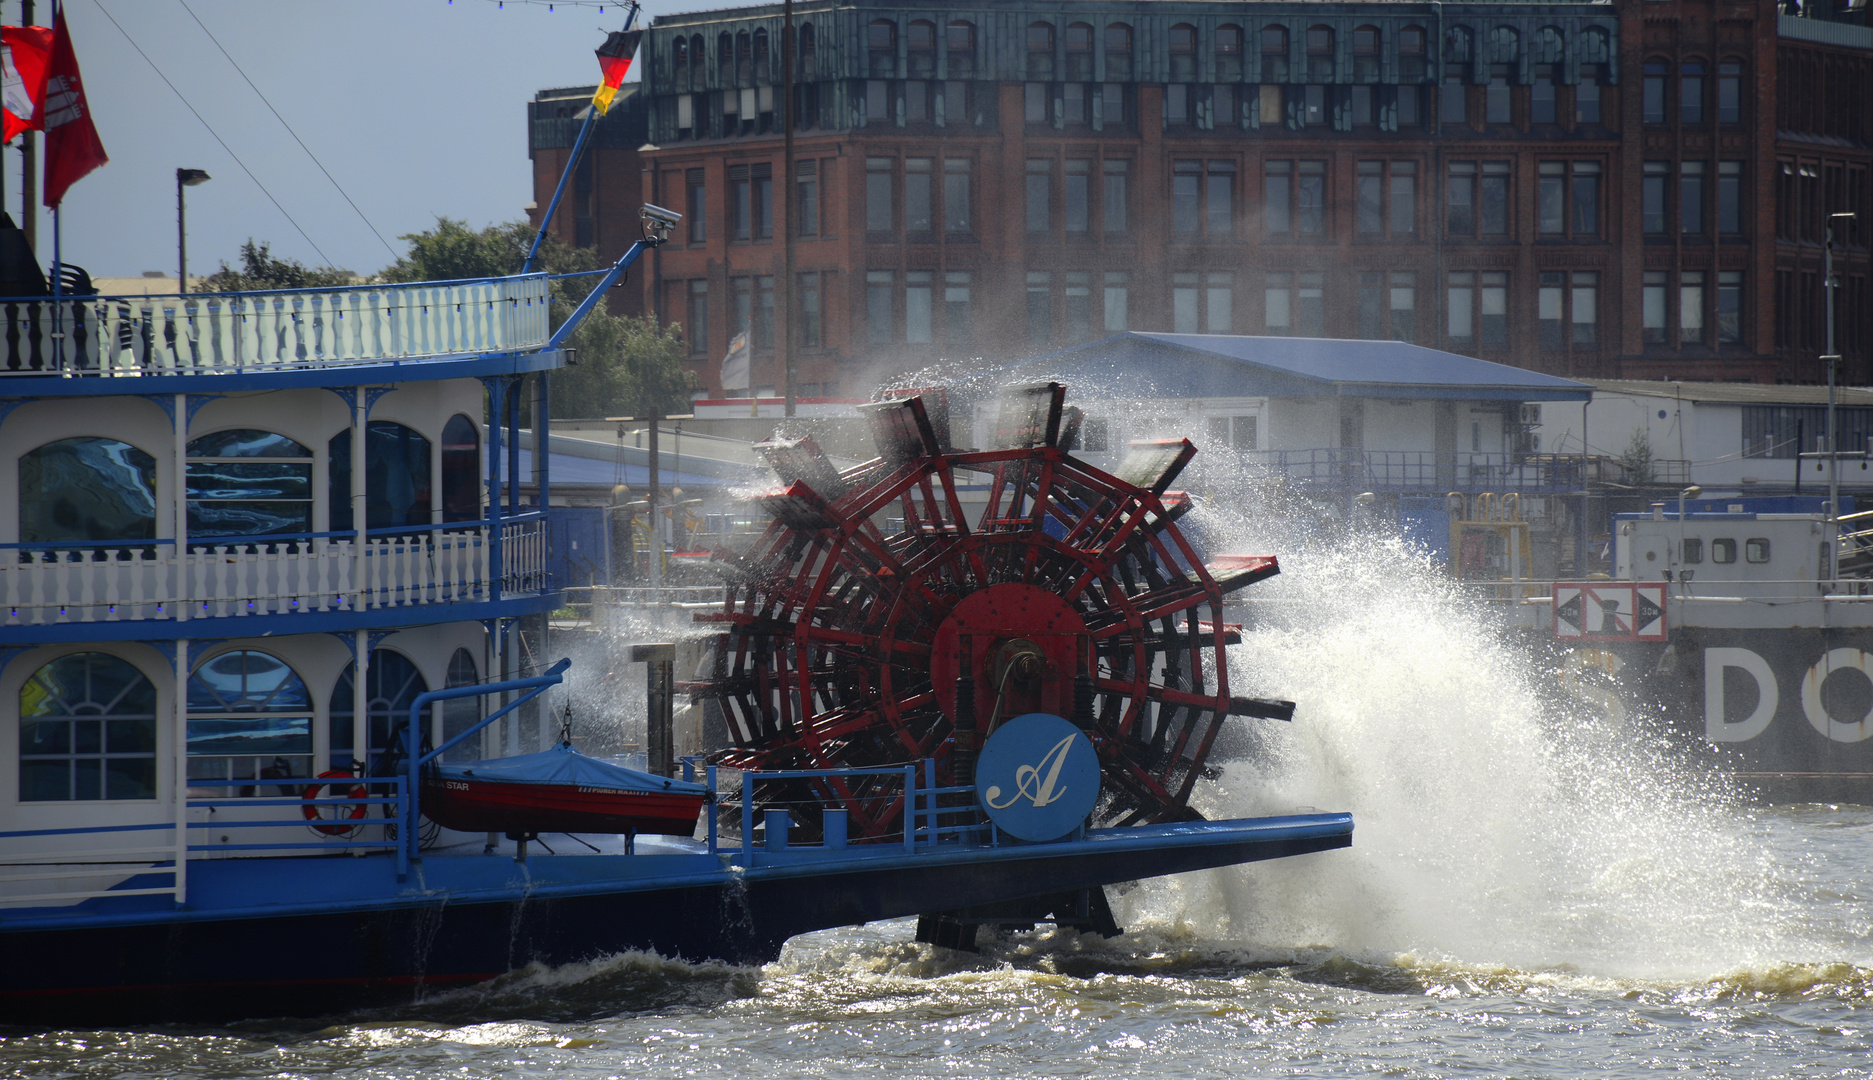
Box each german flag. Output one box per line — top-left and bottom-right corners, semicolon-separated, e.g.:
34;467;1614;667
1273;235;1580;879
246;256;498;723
592;28;643;116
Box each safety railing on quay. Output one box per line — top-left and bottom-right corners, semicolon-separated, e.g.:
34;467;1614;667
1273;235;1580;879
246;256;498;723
0;274;552;378
1232;450;1689;493
0;515;550;626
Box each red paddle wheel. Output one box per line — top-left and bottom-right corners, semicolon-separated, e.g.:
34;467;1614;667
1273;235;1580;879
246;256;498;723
700;383;1294;841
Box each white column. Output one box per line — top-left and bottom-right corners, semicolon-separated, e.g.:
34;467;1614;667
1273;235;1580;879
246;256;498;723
352;389;367;612
353;629;368;769
174;394;188;623
173;638;189;903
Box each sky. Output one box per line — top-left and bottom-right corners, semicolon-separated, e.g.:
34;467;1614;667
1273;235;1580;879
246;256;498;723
8;0;684;280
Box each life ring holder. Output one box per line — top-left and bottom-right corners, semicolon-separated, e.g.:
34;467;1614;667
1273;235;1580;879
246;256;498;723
303;770;369;837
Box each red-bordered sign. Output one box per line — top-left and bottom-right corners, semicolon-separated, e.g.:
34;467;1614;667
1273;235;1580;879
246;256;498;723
1553;583;1667;641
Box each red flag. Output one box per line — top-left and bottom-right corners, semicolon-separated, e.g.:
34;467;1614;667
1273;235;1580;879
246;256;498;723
1;25;52;143
41;8;105;208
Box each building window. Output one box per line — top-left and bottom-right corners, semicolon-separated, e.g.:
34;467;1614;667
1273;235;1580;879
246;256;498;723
1538;163;1564;234
1643;271;1667;343
1681;271;1706;344
1218;24;1244;81
1718;62;1742;124
1681;161;1706;235
1358;161;1385;235
1576;73;1602;124
1644;163;1670;235
1026;159;1051;234
943;159;972;235
905;271;933;343
328;422;430;532
947;20;976;76
1573;162;1601;235
1389;162;1416;235
1449;271;1508;347
1267;272;1324;336
1207;415;1258;453
188;650;313;793
1486;64;1511;125
1302;85;1327;128
440;414;479;524
1027;271;1052;343
868;18;896;74
942;80;968;126
1681;62;1705;125
1173;160;1235;238
791;160;818;238
1065;159;1090;234
1358;271;1416;342
1718;271;1743;343
1265;161;1291;235
1065;271;1092;340
1440;77;1467;126
19;437;156;548
798;272;821;348
1572;271;1599;345
1643;61;1667;124
1260;25;1288;82
1026;21;1055;80
1297;161;1325;234
1106;23;1133;80
20;653;158;802
866;271;893;343
944;271;972;342
1352;85;1374;126
1538;161;1600;238
1532;64;1556;124
1065;21;1095;79
1103;271;1129;332
1173;271;1234;333
729;163;772;240
1481;162;1510;235
185;429;313;539
686;169;706;244
687;280;709;356
1352;25;1379;81
1265;272;1292;333
1306;26;1334;81
905;158;933;234
1103;160;1129;234
1024;82;1048;124
1447;162;1476;236
1718;161;1742;235
866;158;893;234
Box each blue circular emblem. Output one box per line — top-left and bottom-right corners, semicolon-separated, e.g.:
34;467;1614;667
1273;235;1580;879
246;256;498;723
975;712;1101;842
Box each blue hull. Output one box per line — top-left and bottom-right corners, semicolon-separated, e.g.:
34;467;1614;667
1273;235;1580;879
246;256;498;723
0;814;1350;1024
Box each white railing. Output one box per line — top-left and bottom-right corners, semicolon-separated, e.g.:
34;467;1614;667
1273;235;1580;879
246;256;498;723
0;524;554;626
0;275;552;377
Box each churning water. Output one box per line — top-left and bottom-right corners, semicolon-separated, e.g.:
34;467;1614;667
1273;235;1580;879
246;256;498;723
6;510;1872;1079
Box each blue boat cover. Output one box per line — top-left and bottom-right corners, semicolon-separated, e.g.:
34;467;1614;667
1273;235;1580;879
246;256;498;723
434;744;707;794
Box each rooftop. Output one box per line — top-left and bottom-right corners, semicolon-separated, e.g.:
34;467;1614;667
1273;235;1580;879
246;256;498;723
1587;379;1873;407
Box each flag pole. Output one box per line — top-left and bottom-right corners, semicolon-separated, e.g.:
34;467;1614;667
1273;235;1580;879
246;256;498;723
522;1;639;274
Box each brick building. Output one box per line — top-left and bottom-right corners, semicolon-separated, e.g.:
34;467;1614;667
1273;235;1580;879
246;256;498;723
529;0;1873;402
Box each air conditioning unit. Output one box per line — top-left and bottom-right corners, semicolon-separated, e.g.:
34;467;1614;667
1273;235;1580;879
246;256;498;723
1519;403;1542;426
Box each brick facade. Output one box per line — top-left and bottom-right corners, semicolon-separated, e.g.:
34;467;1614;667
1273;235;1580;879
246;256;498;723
530;0;1873;400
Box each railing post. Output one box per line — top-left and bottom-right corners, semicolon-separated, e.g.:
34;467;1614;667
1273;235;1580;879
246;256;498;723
903;765;916;853
706;764;718;854
741;771;754;861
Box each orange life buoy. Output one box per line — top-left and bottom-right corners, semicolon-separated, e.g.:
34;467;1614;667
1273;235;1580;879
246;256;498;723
302;770;369;836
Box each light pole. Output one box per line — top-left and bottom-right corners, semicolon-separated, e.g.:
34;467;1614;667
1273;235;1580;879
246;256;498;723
1677;484;1701;592
176;168;210;290
1825;211;1856;582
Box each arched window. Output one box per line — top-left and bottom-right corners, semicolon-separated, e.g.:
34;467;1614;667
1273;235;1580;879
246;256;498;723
1488;27;1519;65
689;34;705;90
186;429;312;540
869;18;896;77
672;36;688;89
1307;26;1334;81
717;32;733;79
1026;22;1055;80
19;652;157;801
1169;24;1197;82
908;19;935;76
735;31;752;84
797;24;814;80
1065;22;1094;79
440;414;480;524
442;648;482;763
947;20;975;77
188;650;312;791
1352;26;1379;81
1399;25;1426;81
1105;23;1133;80
1216;25;1244;81
1260;26;1289;82
752;28;770;84
1445;25;1473;69
1531;28;1564;124
20;437;156;547
1531;27;1564;64
328;422;432;532
330;650;430;771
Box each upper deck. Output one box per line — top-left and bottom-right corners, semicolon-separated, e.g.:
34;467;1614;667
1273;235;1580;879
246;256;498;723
0;273;557;396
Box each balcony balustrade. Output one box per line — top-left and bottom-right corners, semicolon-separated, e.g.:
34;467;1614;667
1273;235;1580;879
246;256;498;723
0;275;551;378
1;518;548;627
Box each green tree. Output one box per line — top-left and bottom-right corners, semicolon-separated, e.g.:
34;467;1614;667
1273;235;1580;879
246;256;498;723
1619;428;1655;485
382;217;696;418
195;240;355;292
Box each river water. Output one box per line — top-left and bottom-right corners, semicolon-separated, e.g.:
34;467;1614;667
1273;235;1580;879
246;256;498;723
6;527;1872;1078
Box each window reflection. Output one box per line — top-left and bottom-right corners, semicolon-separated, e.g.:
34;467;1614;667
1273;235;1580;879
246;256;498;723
329;422;433;532
441;414;481;523
187;650;313;792
186;429;313;540
19;652;158;801
19;438;157;546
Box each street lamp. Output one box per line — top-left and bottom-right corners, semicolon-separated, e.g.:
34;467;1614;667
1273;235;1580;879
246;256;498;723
176;168;210;291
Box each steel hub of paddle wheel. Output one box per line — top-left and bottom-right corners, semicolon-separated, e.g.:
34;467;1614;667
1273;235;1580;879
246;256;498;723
700;383;1294;841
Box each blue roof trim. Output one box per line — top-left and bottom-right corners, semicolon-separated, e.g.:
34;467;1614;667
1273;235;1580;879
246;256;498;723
0;593;560;647
0;349;565;398
1004;333;1594;403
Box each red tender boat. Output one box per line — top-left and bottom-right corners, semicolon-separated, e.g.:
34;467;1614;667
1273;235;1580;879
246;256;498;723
421;745;707;837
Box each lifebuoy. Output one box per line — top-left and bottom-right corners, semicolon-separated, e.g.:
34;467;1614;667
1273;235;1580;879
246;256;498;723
303;770;368;836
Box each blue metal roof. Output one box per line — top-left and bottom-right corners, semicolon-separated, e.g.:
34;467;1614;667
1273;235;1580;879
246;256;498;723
1003;333;1594;403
